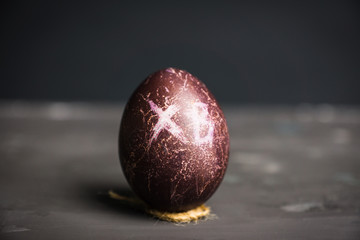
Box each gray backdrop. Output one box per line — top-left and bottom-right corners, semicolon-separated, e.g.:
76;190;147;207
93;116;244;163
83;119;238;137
1;1;360;104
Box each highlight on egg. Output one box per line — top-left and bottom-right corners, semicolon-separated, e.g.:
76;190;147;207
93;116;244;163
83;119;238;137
119;67;229;212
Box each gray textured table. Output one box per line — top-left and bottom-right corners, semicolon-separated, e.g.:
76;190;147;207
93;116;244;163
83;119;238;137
1;102;359;239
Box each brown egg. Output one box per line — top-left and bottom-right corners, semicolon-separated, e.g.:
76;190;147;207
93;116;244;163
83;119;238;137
119;68;229;212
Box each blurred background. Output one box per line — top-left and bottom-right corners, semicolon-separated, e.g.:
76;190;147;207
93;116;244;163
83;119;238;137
1;0;359;105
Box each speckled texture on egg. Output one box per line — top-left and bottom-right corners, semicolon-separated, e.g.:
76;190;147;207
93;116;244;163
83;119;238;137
119;68;229;212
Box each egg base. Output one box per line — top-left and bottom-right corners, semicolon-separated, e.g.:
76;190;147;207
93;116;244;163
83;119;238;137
108;190;212;223
147;204;210;223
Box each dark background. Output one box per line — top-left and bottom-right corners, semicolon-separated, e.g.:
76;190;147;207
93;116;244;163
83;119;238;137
1;1;360;105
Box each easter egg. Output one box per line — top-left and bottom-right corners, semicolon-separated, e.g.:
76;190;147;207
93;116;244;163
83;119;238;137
119;67;229;212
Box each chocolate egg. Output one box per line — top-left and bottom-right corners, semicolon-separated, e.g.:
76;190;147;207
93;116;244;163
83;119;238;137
119;68;229;212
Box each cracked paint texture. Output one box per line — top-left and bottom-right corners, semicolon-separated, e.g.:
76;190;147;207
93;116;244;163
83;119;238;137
119;68;229;212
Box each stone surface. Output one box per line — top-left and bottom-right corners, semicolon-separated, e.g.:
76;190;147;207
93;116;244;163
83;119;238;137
0;102;359;239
